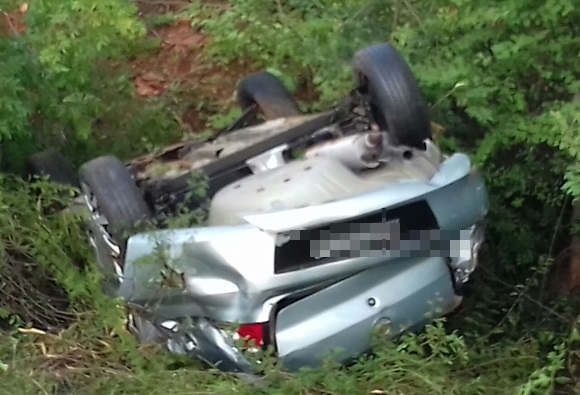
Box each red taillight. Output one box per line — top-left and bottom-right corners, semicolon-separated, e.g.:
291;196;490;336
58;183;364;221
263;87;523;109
237;323;265;348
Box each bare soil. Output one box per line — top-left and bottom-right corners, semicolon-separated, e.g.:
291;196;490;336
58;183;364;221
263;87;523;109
129;17;259;131
130;0;318;132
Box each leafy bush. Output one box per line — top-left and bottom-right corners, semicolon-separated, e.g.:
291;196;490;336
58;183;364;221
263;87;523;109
194;0;395;106
0;174;104;327
0;0;183;173
388;0;580;334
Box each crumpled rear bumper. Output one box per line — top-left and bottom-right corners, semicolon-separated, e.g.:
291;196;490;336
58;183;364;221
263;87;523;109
128;253;469;373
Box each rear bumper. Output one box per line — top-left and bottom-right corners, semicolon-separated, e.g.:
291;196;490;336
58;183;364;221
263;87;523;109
137;253;468;373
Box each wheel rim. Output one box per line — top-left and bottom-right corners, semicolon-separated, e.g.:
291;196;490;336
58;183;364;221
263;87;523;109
80;181;124;282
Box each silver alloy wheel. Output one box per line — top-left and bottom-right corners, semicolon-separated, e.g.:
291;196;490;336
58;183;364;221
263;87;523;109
80;181;124;282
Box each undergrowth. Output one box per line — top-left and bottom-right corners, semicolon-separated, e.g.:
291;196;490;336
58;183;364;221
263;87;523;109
0;321;566;395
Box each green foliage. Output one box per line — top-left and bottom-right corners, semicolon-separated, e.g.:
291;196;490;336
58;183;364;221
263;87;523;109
519;341;569;395
24;0;146;121
387;0;579;336
205;107;243;130
0;0;183;173
192;0;396;106
0;175;109;322
389;0;580;202
0;315;557;395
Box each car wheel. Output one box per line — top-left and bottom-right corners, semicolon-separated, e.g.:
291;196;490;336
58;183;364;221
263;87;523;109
236;71;302;120
26;149;79;187
78;155;152;263
352;43;431;149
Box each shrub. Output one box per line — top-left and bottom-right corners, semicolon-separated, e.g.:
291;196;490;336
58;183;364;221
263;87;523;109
0;0;182;173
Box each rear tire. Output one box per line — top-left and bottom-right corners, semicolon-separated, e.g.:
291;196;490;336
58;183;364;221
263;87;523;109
78;155;152;258
237;72;302;120
26;149;79;187
352;43;431;149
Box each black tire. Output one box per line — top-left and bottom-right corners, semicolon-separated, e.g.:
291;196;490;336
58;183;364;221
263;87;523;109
26;149;79;187
78;155;152;255
352;43;431;148
236;71;302;120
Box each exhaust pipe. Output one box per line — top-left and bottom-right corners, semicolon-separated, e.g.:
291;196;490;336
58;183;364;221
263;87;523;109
304;132;384;171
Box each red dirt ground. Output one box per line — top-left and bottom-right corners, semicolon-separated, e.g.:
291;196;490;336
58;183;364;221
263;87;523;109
0;6;26;36
129;15;318;132
129;18;258;131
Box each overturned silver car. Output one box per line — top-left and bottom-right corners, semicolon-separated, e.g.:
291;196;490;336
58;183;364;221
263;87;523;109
75;43;489;373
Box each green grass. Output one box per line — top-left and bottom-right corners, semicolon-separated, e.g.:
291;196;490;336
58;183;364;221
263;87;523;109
0;319;553;395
